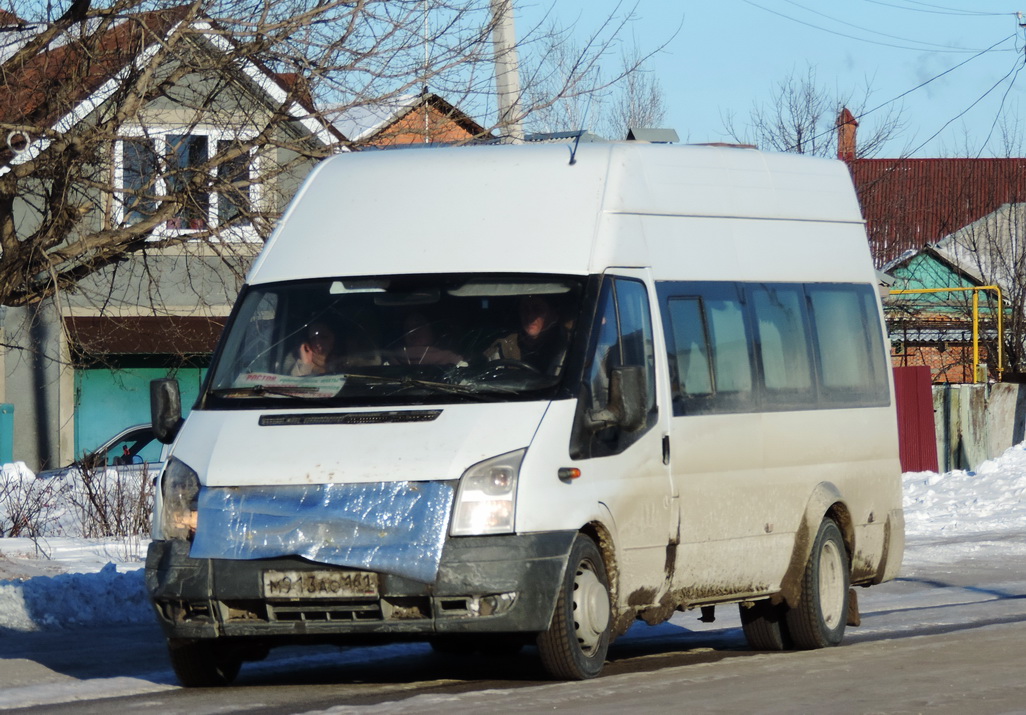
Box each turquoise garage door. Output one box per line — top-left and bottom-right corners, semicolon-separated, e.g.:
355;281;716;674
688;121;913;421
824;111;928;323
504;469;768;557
73;365;206;458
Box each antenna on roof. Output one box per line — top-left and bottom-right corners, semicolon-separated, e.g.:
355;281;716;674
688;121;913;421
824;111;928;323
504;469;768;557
568;130;584;165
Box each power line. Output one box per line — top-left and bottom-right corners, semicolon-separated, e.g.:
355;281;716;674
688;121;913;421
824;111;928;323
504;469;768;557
779;0;995;51
861;34;1017;116
862;0;1013;17
779;33;1016;154
741;0;1012;52
905;54;1023;157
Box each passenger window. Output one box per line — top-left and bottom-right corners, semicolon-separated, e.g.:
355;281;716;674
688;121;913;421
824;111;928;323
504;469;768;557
807;285;889;405
706;296;752;395
667;298;713;397
750;286;813;397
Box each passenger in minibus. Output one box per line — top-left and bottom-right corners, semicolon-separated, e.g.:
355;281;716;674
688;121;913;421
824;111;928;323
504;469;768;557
290;320;339;376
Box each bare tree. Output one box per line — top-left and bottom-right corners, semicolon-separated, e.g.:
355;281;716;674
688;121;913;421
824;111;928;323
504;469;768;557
0;0;651;309
723;64;905;157
519;8;672;139
595;44;665;140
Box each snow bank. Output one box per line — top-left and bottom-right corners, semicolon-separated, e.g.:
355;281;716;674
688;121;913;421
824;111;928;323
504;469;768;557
903;442;1026;537
0;563;152;631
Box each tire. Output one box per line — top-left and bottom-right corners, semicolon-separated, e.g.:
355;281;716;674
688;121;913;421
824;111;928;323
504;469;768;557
167;638;242;687
785;518;850;649
537;534;611;680
739;599;791;651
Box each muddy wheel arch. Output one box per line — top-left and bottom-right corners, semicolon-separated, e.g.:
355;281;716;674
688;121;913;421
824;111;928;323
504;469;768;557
777;482;854;608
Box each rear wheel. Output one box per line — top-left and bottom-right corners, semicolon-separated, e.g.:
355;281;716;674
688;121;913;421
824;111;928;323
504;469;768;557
167;638;242;687
739;599;791;651
786;518;850;649
537;534;611;680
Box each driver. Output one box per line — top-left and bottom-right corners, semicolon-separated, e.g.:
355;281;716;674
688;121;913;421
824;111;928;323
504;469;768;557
485;295;569;374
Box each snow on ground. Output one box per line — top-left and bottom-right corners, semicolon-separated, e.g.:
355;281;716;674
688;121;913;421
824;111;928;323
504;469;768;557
1;443;1025;632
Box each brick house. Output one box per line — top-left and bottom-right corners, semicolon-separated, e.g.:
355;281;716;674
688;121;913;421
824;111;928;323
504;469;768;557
330;91;488;147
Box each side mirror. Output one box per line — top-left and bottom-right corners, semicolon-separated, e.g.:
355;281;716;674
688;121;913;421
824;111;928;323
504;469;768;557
151;378;183;445
585;366;647;433
609;366;647;432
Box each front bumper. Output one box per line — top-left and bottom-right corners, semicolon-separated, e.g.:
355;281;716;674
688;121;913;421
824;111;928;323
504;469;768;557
146;531;576;643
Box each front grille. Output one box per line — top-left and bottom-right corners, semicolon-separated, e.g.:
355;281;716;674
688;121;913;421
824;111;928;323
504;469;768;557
268;601;383;622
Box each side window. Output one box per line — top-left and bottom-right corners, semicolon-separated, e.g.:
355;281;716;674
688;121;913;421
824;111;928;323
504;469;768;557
215;291;282;381
667;298;713;398
615;279;657;415
750;285;814;404
706;294;753;396
572;277;657;459
662;283;754;415
807;284;890;405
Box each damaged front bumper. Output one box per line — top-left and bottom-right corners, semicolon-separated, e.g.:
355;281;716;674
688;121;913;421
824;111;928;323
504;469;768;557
145;531;576;644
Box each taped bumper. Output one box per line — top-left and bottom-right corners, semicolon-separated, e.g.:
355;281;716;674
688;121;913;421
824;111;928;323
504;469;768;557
146;530;576;641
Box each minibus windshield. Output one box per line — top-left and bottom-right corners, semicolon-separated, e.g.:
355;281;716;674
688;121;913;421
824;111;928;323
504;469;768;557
205;274;585;407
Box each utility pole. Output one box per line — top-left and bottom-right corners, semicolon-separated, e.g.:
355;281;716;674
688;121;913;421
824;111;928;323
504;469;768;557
490;0;524;143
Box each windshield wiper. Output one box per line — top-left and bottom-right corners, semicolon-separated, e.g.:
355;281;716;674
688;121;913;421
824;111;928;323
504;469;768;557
208;385;338;401
343;372;512;402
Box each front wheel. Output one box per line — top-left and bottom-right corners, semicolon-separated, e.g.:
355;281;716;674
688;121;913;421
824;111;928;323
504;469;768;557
786;518;850;649
167;638;242;687
537;534;611;680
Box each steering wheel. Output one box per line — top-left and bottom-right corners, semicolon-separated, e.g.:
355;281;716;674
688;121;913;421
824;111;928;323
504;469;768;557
485;358;541;374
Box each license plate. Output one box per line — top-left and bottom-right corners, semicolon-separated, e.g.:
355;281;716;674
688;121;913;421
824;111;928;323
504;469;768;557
262;569;378;599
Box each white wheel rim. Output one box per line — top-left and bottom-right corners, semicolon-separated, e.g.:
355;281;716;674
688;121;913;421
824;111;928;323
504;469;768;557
573;563;610;653
818;539;846;629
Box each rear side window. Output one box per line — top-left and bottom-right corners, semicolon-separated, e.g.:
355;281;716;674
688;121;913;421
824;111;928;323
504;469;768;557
807;284;890;405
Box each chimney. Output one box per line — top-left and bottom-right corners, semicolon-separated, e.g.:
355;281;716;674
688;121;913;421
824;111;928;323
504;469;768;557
836;107;858;161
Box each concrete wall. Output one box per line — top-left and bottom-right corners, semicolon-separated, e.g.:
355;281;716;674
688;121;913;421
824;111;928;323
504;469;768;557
932;382;1026;472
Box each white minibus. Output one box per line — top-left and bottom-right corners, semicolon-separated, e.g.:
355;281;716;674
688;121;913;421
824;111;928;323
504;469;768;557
146;142;904;685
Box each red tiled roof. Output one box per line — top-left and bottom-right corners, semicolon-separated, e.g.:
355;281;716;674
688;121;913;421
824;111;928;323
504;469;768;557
0;7;190;128
848;157;1026;266
0;10;25;24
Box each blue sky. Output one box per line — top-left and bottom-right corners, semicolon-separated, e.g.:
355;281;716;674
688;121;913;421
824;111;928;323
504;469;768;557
514;0;1026;157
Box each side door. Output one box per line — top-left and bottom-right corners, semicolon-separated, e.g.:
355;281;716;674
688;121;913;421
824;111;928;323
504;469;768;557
569;270;678;596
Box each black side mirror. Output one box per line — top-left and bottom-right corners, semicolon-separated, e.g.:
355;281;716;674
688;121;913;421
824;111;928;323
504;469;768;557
151;378;183;444
585;365;647;433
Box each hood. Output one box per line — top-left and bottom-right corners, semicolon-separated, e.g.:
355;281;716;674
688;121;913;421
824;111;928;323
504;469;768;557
170;401;552;486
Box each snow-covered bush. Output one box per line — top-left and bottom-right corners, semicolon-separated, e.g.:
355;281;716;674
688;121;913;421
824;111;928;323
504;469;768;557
0;463;69;537
0;462;153;539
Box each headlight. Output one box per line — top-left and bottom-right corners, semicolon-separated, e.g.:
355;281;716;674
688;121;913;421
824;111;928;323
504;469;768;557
160;457;200;540
450;449;524;536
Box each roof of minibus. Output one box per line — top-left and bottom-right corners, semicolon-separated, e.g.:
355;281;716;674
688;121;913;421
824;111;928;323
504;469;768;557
246;142;866;285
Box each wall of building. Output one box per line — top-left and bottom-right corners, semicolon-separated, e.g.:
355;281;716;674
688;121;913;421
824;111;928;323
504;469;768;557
0;244;257;470
932;382;1026;472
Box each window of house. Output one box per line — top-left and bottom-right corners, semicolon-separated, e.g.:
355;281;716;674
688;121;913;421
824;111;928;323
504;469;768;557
116;129;255;234
122;137;159;224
